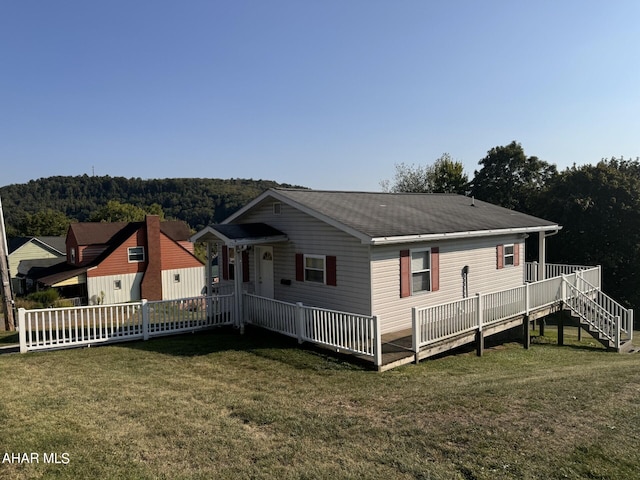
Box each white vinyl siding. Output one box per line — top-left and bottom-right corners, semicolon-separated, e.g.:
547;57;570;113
236;199;372;315
162;267;205;299
88;273;143;305
372;236;525;334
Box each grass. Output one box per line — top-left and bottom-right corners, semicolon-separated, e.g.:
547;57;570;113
0;326;639;479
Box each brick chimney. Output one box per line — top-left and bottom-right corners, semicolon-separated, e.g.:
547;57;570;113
140;215;163;301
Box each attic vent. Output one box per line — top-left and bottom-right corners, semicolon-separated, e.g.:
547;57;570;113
273;202;282;215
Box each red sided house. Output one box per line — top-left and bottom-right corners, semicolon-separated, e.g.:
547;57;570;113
36;216;204;305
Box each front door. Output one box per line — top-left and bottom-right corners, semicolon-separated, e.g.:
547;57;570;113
256;246;274;298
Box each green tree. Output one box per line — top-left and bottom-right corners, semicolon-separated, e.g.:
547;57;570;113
431;153;469;194
382;153;468;193
470;141;557;211
538;158;640;314
90;200;165;222
19;209;71;236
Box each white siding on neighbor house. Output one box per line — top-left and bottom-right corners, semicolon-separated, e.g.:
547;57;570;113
9;243;64;294
237;199;372;315
371;235;525;334
161;267;205;299
87;273;143;305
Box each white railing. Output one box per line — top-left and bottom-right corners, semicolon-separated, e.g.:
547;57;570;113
412;267;631;352
525;262;598;283
18;294;235;353
147;294;235;336
574;275;633;343
244;294;299;338
243;293;382;365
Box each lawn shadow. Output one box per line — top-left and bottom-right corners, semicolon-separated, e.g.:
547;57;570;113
119;325;371;371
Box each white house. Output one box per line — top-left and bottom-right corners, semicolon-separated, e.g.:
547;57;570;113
192;189;560;334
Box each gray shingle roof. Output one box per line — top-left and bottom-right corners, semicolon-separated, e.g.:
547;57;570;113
270;189;558;239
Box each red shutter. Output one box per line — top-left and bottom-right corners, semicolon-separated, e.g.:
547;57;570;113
431;247;440;292
400;250;410;298
222;246;229;280
326;256;337;286
242;250;250;282
496;244;504;269
295;253;304;282
514;243;520;267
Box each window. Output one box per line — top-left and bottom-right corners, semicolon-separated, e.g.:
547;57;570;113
411;249;431;294
504;244;515;267
128;246;145;262
497;243;519;269
114;280;122;290
400;247;439;298
273;202;282;215
174;274;181;283
304;255;326;283
70;247;76;264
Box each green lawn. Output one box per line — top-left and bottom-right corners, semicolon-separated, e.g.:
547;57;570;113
0;326;639;479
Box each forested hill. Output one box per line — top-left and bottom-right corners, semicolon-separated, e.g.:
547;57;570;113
0;175;302;234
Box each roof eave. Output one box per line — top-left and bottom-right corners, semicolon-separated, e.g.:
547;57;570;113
369;225;562;245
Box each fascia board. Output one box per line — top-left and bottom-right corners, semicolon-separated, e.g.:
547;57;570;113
370;225;562;245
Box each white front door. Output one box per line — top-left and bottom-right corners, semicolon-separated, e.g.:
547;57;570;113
256;246;274;298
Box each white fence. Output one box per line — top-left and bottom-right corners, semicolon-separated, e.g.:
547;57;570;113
243;293;382;365
412;267;632;352
18;294;235;353
525;262;598;283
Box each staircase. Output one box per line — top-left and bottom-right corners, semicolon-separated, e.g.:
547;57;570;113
563;277;635;353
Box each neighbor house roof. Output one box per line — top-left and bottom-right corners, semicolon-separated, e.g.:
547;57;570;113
69;220;191;245
8;236;66;255
37;219;195;287
224;188;561;245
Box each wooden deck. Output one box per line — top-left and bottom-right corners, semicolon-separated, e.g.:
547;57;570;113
377;303;562;372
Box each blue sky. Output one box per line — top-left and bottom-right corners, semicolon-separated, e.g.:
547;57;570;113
2;1;639;190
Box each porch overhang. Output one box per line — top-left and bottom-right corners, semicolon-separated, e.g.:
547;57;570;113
190;223;288;247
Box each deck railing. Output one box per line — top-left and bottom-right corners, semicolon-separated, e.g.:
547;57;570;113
412;267;628;351
243;293;382;365
525;262;598;283
18;294;234;353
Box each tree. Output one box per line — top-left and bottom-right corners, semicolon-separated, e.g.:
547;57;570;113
381;153;468;193
537;158;640;314
19;209;71;236
470;141;557;211
431;153;469;194
90;200;165;222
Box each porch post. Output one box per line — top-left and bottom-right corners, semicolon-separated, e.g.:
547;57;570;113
538;232;546;281
234;246;244;332
205;241;212;297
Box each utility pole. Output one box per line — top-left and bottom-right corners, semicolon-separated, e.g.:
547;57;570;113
0;195;15;331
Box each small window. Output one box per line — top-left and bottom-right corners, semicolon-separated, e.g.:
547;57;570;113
273;202;282;215
411;249;431;294
174;274;181;283
128;246;145;262
114;280;122;290
504;244;515;267
304;255;326;283
70;247;76;264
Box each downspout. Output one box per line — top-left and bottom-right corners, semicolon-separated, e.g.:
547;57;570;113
538;228;560;281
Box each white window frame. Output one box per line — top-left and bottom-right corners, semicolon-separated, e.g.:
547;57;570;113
114;280;122;290
70;247;76;264
273;202;282;215
410;248;431;295
174;273;181;283
503;244;515;267
304;254;326;284
128;246;145;263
